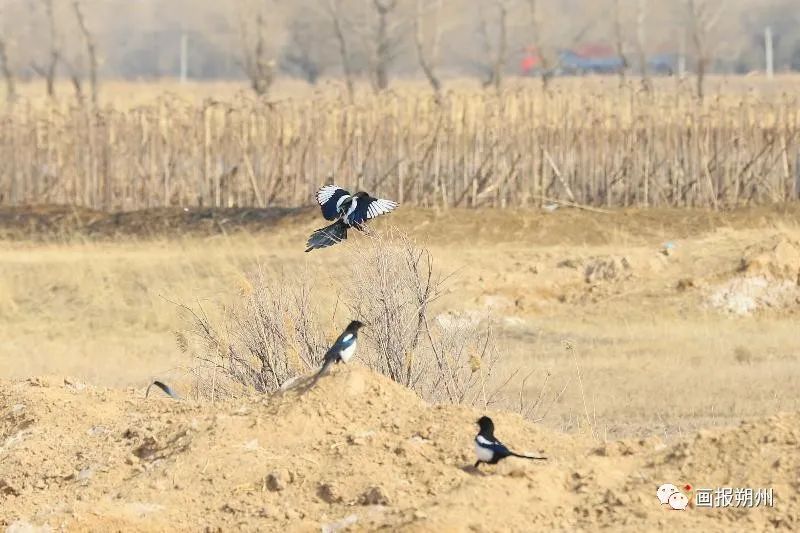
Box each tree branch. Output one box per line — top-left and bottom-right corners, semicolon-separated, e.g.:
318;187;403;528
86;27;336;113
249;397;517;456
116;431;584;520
413;0;443;99
72;1;99;106
325;0;355;102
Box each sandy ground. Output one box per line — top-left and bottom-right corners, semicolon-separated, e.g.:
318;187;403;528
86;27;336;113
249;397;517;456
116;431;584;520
1;205;799;530
1;369;797;531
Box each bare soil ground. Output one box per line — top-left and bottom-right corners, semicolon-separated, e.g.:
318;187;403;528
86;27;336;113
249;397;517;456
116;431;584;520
1;205;799;530
1;369;797;531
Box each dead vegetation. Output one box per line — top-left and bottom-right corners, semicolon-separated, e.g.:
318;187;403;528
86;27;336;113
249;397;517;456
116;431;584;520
1;81;799;210
180;268;327;398
181;229;562;420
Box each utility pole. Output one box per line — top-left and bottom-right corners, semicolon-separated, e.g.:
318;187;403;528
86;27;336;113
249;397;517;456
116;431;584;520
764;26;774;79
180;32;188;83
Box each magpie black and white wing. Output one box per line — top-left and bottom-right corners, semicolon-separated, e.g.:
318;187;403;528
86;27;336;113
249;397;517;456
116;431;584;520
316;185;351;221
476;435;512;458
325;330;355;359
349;195;398;226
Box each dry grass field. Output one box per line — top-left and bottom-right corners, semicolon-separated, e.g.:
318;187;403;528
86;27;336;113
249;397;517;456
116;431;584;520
2;79;800;530
2;204;798;437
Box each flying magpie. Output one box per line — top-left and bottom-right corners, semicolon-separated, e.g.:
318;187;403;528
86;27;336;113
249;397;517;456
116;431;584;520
473;416;547;469
311;320;366;383
305;185;398;252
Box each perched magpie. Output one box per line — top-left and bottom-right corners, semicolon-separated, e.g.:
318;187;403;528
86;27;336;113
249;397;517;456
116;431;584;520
312;320;366;382
305;185;398;252
473;416;547;469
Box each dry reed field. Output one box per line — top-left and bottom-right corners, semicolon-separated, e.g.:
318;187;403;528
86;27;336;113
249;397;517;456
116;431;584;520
2;77;800;211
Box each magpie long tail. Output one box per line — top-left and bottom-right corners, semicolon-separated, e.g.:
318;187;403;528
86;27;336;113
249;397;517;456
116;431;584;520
510;452;547;461
309;357;335;387
146;380;180;400
305;220;348;252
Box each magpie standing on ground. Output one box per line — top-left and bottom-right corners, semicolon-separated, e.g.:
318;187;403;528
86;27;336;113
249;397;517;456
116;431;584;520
473;416;547;469
312;320;366;383
305;185;398;252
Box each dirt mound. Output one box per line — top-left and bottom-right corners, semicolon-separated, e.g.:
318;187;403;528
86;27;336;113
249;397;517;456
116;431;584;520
708;276;800;315
583;255;633;284
1;369;796;531
0;205;104;238
708;235;800;315
740;236;800;285
0;205;306;240
550;254;637;304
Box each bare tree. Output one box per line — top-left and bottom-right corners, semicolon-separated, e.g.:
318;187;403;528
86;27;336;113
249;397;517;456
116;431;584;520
685;0;722;100
0;38;15;104
527;0;596;91
282;12;326;84
31;0;60;98
413;0;444;100
634;0;651;90
478;1;508;91
611;0;630;87
325;0;355;101
237;1;276;96
72;1;99;106
526;0;553;90
370;0;399;92
64;62;84;101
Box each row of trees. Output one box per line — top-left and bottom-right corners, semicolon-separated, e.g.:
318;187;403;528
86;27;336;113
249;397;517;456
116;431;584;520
246;0;794;100
0;0;799;103
0;0;99;103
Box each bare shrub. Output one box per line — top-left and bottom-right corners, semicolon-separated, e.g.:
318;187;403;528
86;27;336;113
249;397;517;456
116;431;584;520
339;230;574;421
179;268;327;399
338;229;443;387
179;229;560;420
425;313;500;406
510;369;571;423
337;229;504;406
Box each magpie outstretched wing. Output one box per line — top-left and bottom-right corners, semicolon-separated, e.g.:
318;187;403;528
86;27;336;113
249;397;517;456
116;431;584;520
348;195;398;226
316;185;351;221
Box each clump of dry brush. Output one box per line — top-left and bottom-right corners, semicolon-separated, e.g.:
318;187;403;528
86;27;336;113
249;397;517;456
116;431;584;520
179;229;556;417
178;268;328;398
